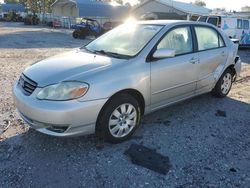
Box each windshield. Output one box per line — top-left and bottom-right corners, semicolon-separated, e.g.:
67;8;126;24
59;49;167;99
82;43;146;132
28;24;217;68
85;23;163;57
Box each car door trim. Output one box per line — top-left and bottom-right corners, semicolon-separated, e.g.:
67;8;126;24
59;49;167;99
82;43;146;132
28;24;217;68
199;72;214;81
152;79;197;95
152;71;214;96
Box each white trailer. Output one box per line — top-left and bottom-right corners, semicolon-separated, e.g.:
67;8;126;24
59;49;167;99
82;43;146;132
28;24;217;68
198;15;250;46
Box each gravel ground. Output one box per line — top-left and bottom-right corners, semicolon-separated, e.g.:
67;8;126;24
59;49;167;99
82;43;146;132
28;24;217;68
0;22;250;188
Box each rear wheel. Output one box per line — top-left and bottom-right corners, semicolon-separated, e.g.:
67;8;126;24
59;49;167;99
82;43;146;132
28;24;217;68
72;31;78;39
213;69;233;97
96;94;141;143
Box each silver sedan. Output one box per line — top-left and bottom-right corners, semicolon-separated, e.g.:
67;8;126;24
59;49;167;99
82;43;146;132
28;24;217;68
13;20;241;143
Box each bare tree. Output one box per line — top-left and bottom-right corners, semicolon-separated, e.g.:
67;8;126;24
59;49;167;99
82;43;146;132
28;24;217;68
212;7;226;14
241;6;250;12
4;0;55;13
4;0;19;3
193;0;206;7
213;8;226;12
101;0;123;4
124;2;131;7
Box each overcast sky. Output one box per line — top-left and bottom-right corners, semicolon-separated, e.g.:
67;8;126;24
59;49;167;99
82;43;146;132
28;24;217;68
177;0;249;11
125;0;249;11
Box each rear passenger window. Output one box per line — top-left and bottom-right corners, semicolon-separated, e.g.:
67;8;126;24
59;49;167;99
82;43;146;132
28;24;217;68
157;26;193;55
237;19;243;29
208;17;218;26
195;27;223;51
243;20;249;29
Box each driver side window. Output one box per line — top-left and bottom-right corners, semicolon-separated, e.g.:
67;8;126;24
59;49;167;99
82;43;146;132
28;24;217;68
157;26;193;56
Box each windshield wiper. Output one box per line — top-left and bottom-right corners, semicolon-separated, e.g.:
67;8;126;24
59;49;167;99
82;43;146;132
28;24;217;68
81;46;95;54
94;50;107;55
94;50;131;59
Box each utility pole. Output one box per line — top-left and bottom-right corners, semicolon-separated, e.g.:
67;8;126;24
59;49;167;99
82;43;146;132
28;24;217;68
171;0;174;13
42;0;45;23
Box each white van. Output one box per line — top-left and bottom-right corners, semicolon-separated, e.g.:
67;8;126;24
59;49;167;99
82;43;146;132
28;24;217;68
198;16;250;46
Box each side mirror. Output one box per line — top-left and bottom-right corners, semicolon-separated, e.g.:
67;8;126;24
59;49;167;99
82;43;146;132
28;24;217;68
153;48;175;59
230;38;239;44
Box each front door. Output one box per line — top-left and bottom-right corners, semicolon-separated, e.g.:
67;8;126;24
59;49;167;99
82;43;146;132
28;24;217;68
150;26;198;111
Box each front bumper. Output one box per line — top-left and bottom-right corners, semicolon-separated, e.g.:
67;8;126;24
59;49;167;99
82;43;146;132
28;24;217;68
13;83;108;137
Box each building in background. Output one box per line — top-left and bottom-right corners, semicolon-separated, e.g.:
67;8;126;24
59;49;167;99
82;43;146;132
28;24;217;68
50;0;130;27
131;0;211;21
235;12;250;19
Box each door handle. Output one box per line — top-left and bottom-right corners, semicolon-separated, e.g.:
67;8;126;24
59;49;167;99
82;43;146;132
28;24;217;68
221;51;225;56
189;57;199;64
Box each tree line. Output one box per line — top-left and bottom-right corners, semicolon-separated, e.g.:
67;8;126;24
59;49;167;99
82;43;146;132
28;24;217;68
4;0;55;13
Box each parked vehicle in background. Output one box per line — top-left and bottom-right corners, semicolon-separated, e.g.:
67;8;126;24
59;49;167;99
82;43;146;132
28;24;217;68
24;14;39;25
72;18;104;39
198;15;250;47
103;21;122;31
13;20;241;143
2;11;23;22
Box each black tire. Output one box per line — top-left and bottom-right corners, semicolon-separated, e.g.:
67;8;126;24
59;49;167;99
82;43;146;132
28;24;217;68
94;33;99;38
212;69;233;98
79;34;86;39
72;31;78;39
92;31;99;38
96;93;141;143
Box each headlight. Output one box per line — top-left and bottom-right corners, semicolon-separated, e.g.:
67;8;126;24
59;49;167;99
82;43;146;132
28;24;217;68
37;82;89;101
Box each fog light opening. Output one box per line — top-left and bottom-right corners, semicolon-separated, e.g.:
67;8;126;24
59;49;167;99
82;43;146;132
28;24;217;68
46;126;69;133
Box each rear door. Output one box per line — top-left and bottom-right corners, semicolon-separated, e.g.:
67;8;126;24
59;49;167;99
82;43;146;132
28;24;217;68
150;26;198;110
194;26;228;94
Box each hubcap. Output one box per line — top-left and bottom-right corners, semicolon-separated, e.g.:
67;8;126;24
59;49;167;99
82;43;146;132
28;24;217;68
221;73;232;94
108;103;137;138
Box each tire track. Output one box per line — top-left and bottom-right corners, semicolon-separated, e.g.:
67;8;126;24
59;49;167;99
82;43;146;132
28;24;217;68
235;76;250;84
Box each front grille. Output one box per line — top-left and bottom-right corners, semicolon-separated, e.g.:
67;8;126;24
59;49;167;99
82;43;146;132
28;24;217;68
18;74;37;96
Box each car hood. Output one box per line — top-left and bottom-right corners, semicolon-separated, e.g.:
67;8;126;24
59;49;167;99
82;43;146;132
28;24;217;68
23;49;125;87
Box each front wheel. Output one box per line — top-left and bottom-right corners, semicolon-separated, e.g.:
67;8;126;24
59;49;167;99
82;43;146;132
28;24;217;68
96;94;141;143
212;69;233;97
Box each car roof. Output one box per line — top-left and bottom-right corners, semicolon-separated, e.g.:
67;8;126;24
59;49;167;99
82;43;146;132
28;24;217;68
137;20;223;31
136;19;211;27
137;20;192;25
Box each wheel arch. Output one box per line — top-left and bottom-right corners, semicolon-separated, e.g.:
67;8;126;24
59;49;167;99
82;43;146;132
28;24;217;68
225;63;237;81
102;89;145;115
96;89;145;132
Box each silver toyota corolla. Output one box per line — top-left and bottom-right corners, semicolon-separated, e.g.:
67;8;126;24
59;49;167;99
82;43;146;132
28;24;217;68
13;20;241;143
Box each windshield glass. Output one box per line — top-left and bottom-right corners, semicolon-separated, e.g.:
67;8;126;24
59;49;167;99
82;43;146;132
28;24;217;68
85;23;163;57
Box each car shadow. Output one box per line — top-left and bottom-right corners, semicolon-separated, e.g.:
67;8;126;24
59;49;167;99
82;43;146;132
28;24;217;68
0;93;250;186
0;21;42;29
238;49;250;64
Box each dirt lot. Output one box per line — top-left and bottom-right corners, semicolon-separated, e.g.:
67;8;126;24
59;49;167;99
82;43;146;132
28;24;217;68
0;22;250;187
